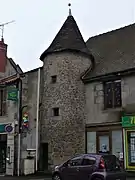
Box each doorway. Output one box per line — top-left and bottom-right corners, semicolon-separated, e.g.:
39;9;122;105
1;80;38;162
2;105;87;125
97;132;111;154
0;134;7;174
40;143;48;171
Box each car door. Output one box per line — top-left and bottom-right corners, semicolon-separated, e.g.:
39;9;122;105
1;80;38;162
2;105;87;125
78;156;97;180
103;155;126;180
62;156;83;180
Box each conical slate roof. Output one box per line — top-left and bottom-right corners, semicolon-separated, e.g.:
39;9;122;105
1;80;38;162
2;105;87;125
40;15;91;60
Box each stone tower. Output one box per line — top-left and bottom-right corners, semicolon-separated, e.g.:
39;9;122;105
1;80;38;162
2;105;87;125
40;13;93;168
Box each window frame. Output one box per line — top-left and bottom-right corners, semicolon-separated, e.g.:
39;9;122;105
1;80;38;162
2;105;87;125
82;156;96;166
67;156;83;167
51;75;57;83
53;107;59;116
103;80;122;109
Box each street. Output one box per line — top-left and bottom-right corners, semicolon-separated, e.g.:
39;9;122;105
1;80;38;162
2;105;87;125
1;176;135;180
2;176;51;180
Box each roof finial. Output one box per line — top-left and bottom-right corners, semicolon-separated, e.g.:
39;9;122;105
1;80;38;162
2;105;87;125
68;3;72;16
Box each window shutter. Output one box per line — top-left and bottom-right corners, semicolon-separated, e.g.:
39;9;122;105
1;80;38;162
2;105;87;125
113;81;121;107
104;82;113;109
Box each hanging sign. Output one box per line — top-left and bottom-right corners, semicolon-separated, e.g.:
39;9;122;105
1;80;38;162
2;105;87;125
7;88;18;101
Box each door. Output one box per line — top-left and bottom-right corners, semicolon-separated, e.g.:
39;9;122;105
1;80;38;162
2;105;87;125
97;132;111;154
79;156;97;180
40;143;48;171
104;155;125;180
62;156;83;180
0;142;6;174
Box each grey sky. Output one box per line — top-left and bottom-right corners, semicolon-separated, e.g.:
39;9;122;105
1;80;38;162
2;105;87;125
0;0;134;72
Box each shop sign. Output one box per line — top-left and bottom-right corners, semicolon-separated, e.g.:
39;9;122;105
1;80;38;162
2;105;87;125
122;116;135;127
0;124;9;133
7;88;18;101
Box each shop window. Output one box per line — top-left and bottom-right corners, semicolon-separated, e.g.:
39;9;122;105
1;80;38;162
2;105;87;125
127;131;135;165
112;130;123;158
104;80;121;109
0;88;6;116
87;132;96;153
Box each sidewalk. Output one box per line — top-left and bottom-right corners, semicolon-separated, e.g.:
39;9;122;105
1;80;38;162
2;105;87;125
1;175;50;180
1;172;51;180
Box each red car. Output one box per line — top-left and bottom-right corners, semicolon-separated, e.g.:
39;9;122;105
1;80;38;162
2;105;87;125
52;153;126;180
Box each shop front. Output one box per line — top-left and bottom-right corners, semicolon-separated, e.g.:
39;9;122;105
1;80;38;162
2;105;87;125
122;115;135;171
86;123;123;159
0;123;14;175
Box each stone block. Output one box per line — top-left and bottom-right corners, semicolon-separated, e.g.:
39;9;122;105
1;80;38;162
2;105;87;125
95;83;103;91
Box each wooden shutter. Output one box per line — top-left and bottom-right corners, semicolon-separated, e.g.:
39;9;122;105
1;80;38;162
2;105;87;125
104;82;113;109
113;81;121;108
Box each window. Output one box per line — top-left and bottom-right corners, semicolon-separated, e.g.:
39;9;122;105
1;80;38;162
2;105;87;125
104;80;121;109
82;157;96;165
0;88;6;116
68;156;82;166
51;75;57;83
53;108;59;116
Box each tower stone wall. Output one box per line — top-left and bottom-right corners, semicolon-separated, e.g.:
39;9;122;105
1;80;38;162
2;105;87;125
41;51;91;167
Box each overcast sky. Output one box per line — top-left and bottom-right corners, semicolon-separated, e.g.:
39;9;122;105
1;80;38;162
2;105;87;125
0;0;134;72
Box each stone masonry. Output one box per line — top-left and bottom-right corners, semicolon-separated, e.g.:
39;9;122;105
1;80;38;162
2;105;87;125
41;51;91;167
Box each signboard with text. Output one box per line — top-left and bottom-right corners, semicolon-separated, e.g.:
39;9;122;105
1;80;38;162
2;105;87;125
122;116;135;127
7;88;18;101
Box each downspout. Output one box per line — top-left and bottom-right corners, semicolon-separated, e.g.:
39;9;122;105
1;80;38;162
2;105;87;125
36;68;40;172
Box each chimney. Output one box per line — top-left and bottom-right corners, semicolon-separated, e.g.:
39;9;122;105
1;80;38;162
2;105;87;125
0;38;7;72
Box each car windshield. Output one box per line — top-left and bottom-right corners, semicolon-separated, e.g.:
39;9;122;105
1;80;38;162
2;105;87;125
103;155;120;171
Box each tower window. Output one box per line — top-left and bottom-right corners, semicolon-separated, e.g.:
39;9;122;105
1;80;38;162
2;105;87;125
51;75;57;83
53;108;59;116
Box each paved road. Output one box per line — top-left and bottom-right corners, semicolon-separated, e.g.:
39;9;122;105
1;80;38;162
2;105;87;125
1;176;51;180
1;176;135;180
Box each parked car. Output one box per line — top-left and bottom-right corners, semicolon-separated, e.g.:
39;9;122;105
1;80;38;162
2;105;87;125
52;153;126;180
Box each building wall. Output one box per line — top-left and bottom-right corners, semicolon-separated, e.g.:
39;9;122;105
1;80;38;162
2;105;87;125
122;75;135;112
0;59;17;175
5;60;16;77
41;51;91;167
85;75;135;125
20;68;40;174
85;82;121;125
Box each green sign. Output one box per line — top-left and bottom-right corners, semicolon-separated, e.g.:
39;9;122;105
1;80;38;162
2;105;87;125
7;88;18;101
0;124;7;133
122;116;135;127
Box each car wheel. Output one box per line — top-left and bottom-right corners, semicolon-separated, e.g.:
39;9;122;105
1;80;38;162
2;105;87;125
52;173;62;180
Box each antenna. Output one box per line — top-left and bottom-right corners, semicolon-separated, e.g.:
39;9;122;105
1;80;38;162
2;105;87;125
0;20;15;41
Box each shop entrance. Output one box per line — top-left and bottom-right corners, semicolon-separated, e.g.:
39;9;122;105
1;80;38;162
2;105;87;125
97;132;111;154
0;134;7;174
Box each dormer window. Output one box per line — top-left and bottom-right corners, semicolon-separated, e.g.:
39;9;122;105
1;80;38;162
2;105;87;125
51;75;57;83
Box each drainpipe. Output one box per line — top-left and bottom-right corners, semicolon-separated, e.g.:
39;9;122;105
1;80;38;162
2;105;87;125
17;77;22;176
36;68;40;172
